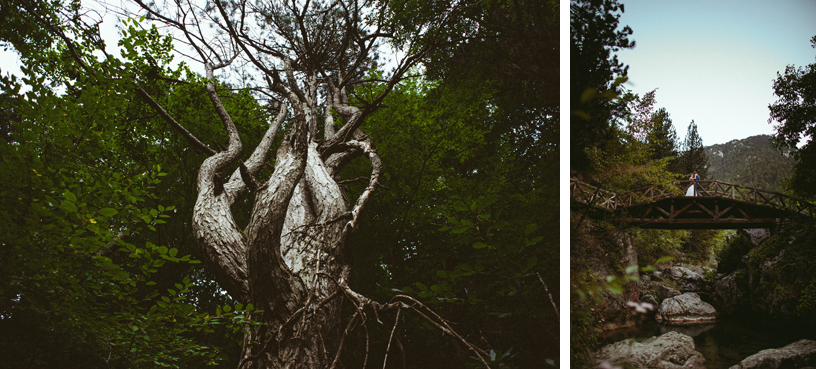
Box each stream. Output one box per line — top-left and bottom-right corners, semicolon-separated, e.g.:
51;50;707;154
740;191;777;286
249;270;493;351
599;316;816;369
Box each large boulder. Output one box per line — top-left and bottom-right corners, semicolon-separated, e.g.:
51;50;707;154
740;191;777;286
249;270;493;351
595;331;706;369
656;293;717;325
739;228;771;247
713;273;740;314
664;266;706;292
729;339;816;369
655;284;681;301
593;232;642;331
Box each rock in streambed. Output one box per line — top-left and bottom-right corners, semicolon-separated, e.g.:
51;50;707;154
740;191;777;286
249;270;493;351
595;331;706;369
729;339;816;369
656;292;717;325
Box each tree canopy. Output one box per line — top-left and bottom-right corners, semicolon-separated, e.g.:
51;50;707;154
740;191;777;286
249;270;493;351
570;0;634;171
0;0;559;367
678;120;710;179
769;35;816;200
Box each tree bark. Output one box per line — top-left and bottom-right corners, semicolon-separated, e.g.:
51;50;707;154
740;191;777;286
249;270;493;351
172;61;384;368
125;0;471;364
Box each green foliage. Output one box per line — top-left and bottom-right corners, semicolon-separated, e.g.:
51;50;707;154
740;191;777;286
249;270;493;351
346;58;557;366
705;135;795;191
576;88;680;198
570;0;635;171
715;234;753;274
796;281;816;324
2;1;559;367
0;7;263;368
631;229;688;267
682;229;720;263
769;35;816;200
746;235;785;271
677;120;710;179
649;108;680;164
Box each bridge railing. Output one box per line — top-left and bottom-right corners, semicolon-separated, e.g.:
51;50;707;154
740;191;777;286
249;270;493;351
570;179;620;211
571;178;814;217
625;180;792;207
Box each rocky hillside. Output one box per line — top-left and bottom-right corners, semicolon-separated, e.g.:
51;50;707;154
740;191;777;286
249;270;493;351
705;134;795;191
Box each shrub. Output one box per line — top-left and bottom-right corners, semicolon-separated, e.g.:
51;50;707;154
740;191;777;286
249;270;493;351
716;234;754;274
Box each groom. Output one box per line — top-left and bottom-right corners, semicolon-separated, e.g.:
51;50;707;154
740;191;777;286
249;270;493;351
693;171;700;196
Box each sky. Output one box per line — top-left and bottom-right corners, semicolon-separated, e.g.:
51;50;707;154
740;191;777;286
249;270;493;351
3;0;814;147
616;0;816;146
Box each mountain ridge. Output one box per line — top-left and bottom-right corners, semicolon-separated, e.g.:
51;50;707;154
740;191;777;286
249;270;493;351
704;134;794;191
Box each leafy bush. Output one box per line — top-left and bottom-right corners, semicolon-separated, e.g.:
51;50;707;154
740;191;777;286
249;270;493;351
716;234;754;274
631;229;687;267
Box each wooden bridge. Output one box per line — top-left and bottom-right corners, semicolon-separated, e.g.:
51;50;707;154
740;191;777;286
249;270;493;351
571;178;814;229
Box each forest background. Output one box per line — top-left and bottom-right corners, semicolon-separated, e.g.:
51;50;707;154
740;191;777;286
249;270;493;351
0;0;559;368
571;0;816;365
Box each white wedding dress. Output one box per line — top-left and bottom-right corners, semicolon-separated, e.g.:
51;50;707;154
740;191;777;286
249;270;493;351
686;185;695;196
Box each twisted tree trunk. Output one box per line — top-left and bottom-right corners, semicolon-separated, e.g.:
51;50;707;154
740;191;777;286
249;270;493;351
175;63;381;368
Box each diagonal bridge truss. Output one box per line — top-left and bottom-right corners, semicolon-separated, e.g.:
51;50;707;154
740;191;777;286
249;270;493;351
571;178;815;229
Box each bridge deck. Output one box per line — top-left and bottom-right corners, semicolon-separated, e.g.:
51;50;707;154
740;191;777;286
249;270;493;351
571;179;813;229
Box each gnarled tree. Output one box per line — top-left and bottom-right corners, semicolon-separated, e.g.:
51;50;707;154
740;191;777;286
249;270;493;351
121;0;485;367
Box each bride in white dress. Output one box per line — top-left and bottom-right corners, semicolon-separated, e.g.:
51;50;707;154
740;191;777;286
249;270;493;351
685;173;695;196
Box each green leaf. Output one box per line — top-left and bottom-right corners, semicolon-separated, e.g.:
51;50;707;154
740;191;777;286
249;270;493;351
472;242;488;249
452;226;468;234
168;248;178;257
525;224;537;236
436;270;448;278
60;200;77;213
655;256;675;265
99;207;118;217
63;190;76;203
524;256;537;271
415;282;428;292
526;236;544;246
453;201;468;212
580;88;597;103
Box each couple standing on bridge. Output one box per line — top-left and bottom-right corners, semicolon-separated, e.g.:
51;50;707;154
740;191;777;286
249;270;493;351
685;171;701;196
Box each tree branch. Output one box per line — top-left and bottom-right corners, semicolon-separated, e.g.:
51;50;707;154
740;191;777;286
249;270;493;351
133;83;216;156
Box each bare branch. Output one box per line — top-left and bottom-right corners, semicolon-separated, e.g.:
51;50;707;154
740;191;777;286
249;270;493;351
382;306;401;369
537;272;559;318
239;160;260;192
133;83;216;156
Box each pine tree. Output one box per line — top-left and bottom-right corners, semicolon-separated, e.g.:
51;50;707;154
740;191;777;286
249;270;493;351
648;107;679;162
679;120;710;179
